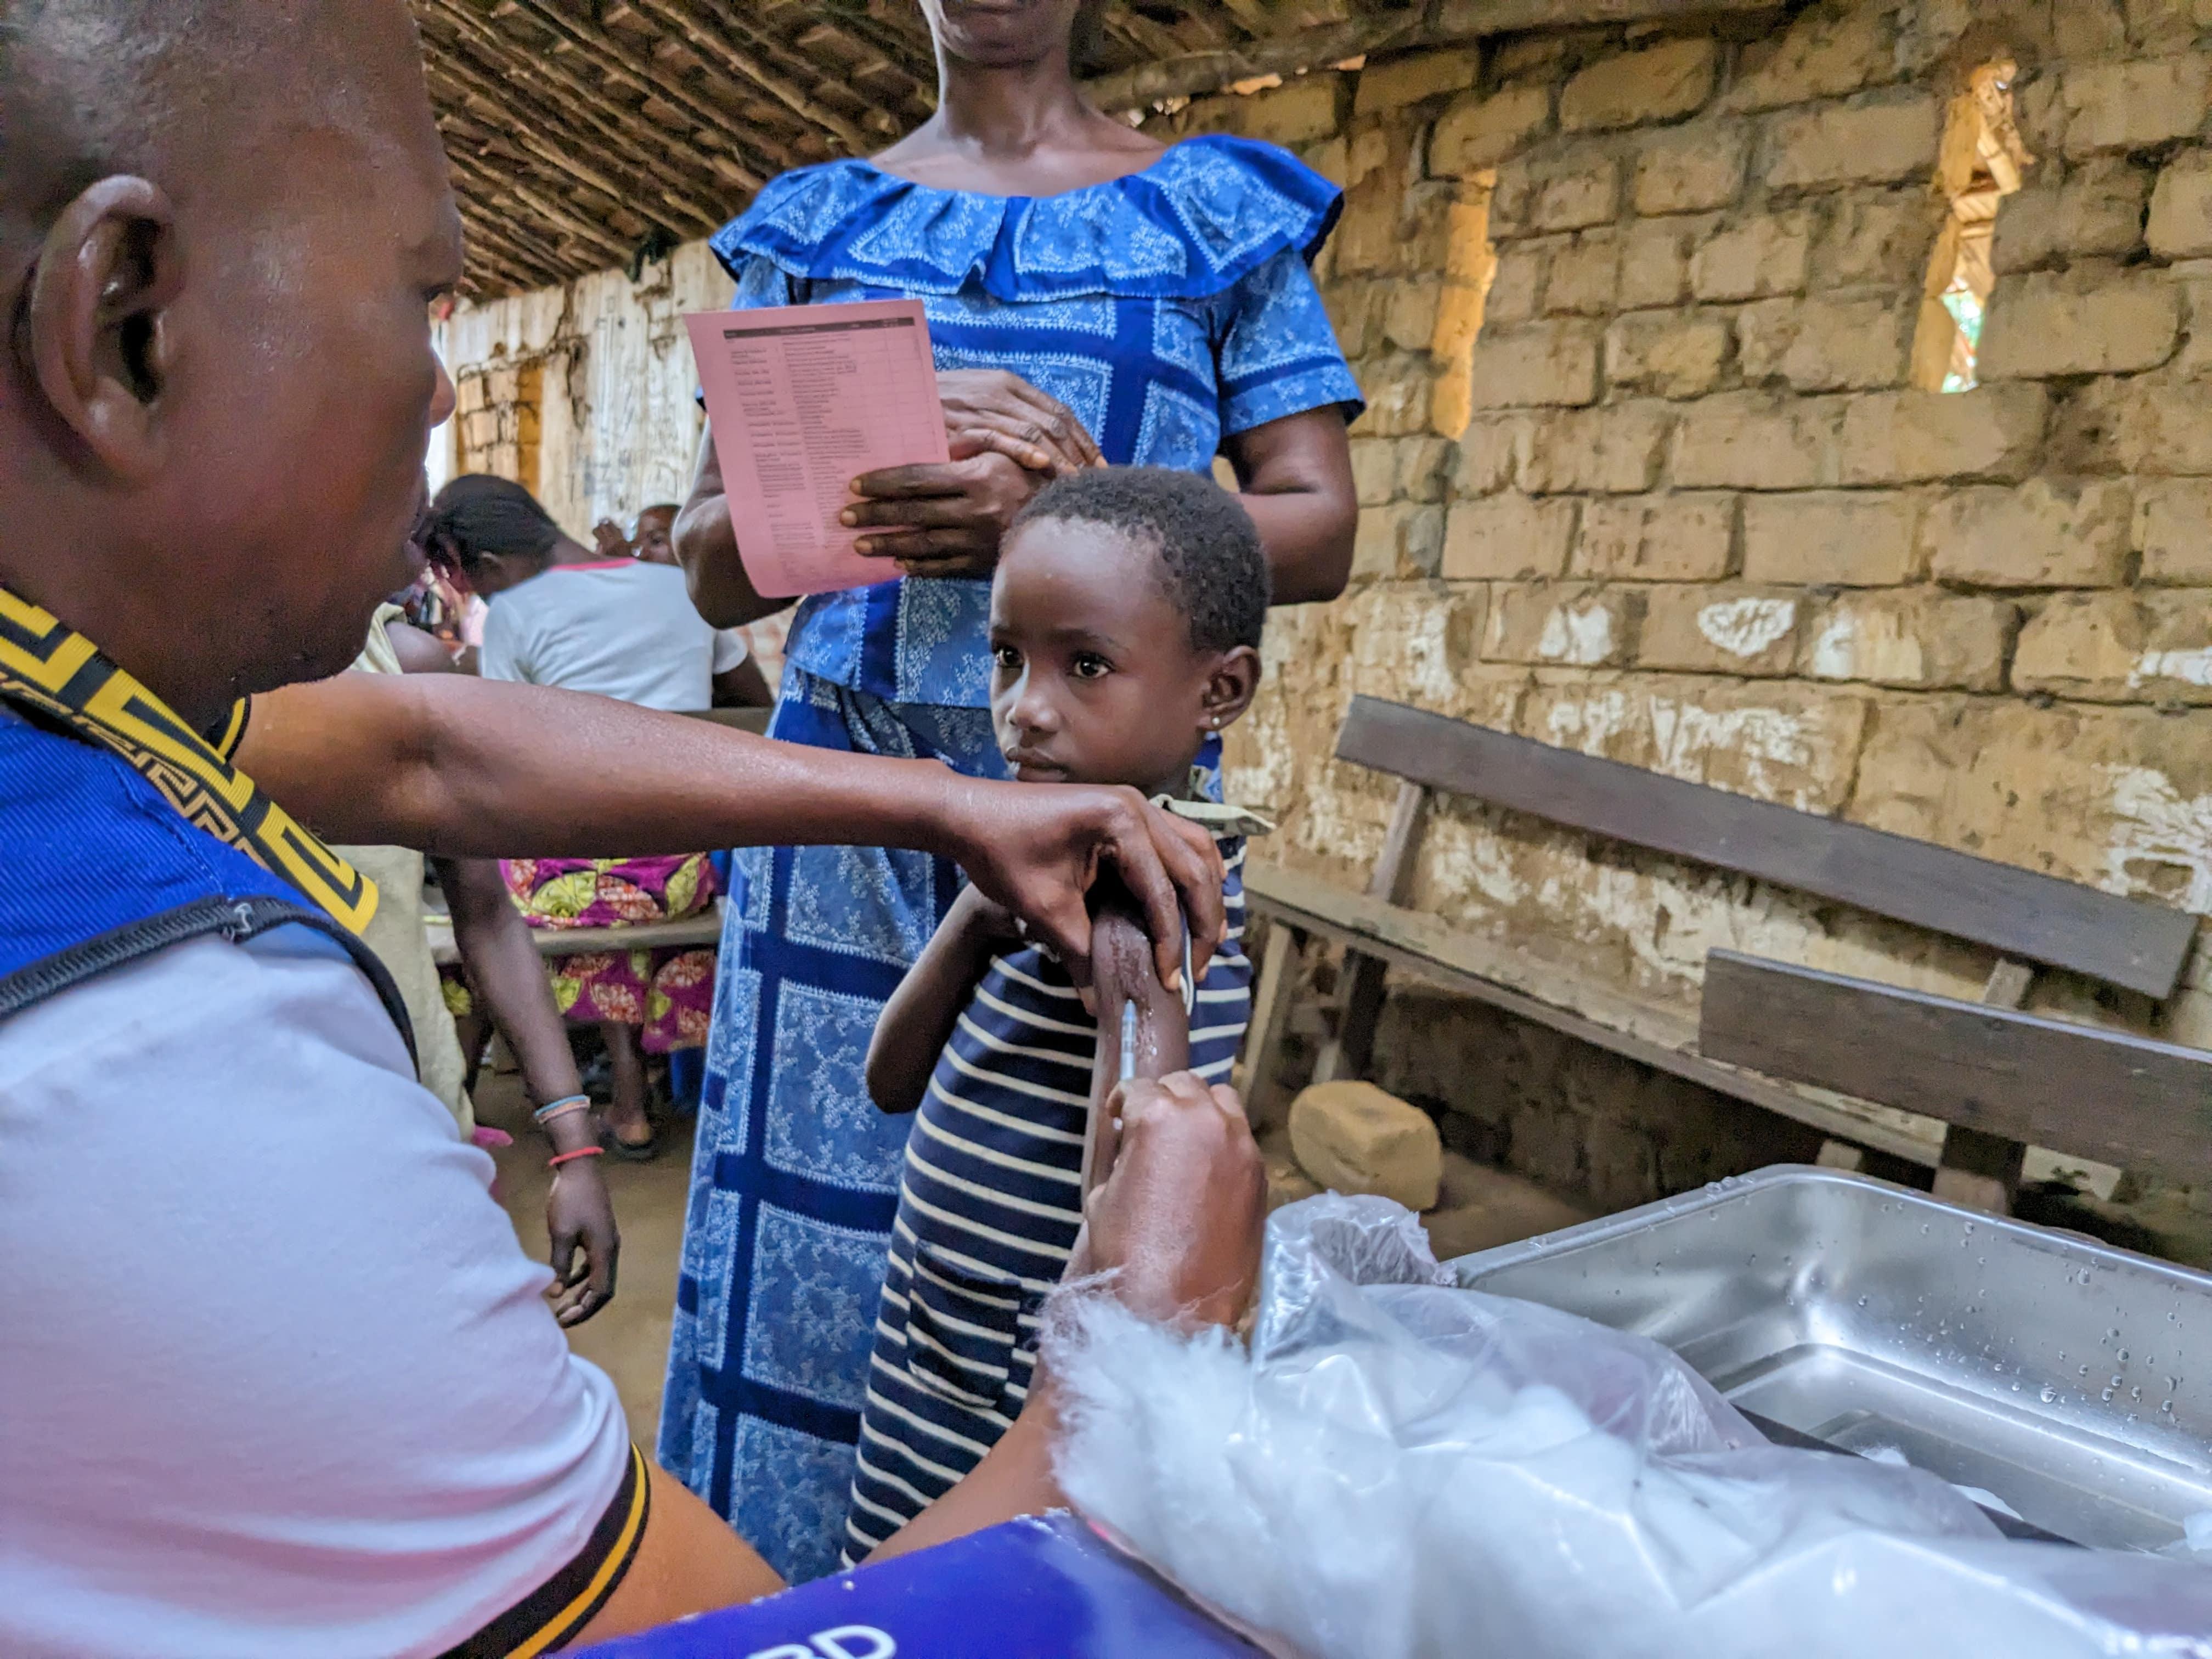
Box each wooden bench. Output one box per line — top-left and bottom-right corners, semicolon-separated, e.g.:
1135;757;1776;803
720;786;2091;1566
426;897;728;968
1241;696;2205;1213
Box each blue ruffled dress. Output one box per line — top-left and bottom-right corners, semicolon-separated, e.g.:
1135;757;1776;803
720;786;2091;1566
661;133;1363;1581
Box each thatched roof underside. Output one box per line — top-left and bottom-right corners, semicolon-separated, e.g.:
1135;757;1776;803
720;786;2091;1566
416;1;1451;298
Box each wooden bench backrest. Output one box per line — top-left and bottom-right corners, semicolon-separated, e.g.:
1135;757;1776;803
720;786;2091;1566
1336;696;2196;1001
1700;951;2212;1182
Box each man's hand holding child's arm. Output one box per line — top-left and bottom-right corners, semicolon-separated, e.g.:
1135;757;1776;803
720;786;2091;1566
934;777;1224;1000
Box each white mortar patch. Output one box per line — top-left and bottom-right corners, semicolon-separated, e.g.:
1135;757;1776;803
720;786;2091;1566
2130;648;2212;690
1536;603;1615;665
1808;614;1857;679
2102;765;2212;915
1696;596;1797;658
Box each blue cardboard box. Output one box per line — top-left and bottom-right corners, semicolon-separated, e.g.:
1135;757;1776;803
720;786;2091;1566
574;1513;1260;1658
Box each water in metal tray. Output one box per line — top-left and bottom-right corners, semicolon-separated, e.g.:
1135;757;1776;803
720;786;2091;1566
1451;1165;2212;1552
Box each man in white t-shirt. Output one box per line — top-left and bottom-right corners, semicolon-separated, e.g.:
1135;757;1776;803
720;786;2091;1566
428;473;769;711
0;5;1256;1656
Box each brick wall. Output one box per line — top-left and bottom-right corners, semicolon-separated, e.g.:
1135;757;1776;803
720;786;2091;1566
1160;0;2212;1215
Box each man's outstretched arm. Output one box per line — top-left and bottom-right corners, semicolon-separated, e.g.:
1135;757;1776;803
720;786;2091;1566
238;672;1223;993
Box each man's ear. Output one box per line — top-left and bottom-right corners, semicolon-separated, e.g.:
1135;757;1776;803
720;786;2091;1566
1199;644;1262;734
22;176;180;482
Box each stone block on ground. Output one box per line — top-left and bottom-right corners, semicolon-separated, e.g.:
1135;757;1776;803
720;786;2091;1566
1288;1081;1445;1211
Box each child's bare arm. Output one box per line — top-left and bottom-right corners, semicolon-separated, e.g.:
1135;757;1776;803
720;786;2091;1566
866;886;1022;1114
1081;882;1193;1195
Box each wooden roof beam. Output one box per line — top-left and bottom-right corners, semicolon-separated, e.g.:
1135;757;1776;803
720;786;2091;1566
426;0;772;193
501;0;789;185
455;203;566;292
627;0;870;153
425;55;720;240
1083;13;1420;111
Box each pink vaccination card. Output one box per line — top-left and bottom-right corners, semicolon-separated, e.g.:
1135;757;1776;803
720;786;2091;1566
685;298;949;598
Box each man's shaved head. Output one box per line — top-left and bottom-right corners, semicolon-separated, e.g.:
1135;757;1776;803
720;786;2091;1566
0;0;461;727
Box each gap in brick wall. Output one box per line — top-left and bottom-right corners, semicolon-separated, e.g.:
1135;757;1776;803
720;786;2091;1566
1913;58;2035;393
1431;171;1500;441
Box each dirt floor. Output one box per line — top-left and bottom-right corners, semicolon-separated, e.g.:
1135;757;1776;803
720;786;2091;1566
476;1072;1590;1448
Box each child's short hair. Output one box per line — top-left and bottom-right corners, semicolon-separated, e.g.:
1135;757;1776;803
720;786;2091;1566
1010;466;1269;654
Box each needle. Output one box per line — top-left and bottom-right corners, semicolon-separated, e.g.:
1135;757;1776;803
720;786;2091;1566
1119;1000;1138;1084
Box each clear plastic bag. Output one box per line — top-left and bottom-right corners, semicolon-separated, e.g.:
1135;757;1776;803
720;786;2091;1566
1047;1194;2212;1658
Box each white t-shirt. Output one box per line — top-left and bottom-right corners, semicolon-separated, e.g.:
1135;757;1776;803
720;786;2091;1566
0;928;630;1658
478;560;746;712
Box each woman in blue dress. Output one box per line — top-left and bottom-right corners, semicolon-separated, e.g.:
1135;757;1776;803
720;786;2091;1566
665;0;1362;1581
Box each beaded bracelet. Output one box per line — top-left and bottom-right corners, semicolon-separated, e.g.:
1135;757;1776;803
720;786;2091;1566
533;1093;591;1125
548;1147;605;1169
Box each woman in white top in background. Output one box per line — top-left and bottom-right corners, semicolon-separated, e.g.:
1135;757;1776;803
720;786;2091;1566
424;475;770;1158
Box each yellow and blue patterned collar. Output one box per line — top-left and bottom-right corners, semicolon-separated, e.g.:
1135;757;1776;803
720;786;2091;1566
0;584;377;934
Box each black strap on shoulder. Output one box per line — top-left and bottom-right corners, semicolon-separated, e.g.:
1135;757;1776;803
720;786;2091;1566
0;893;417;1069
441;1444;652;1657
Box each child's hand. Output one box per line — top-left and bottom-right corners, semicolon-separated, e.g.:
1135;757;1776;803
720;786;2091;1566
546;1159;620;1328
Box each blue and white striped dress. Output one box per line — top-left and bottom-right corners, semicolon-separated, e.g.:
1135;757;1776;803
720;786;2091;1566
843;838;1251;1562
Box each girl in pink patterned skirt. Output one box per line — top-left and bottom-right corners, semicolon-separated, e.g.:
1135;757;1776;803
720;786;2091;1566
423;475;769;1159
500;853;721;1159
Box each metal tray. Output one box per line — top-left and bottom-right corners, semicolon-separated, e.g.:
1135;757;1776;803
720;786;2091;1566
1450;1166;2212;1551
